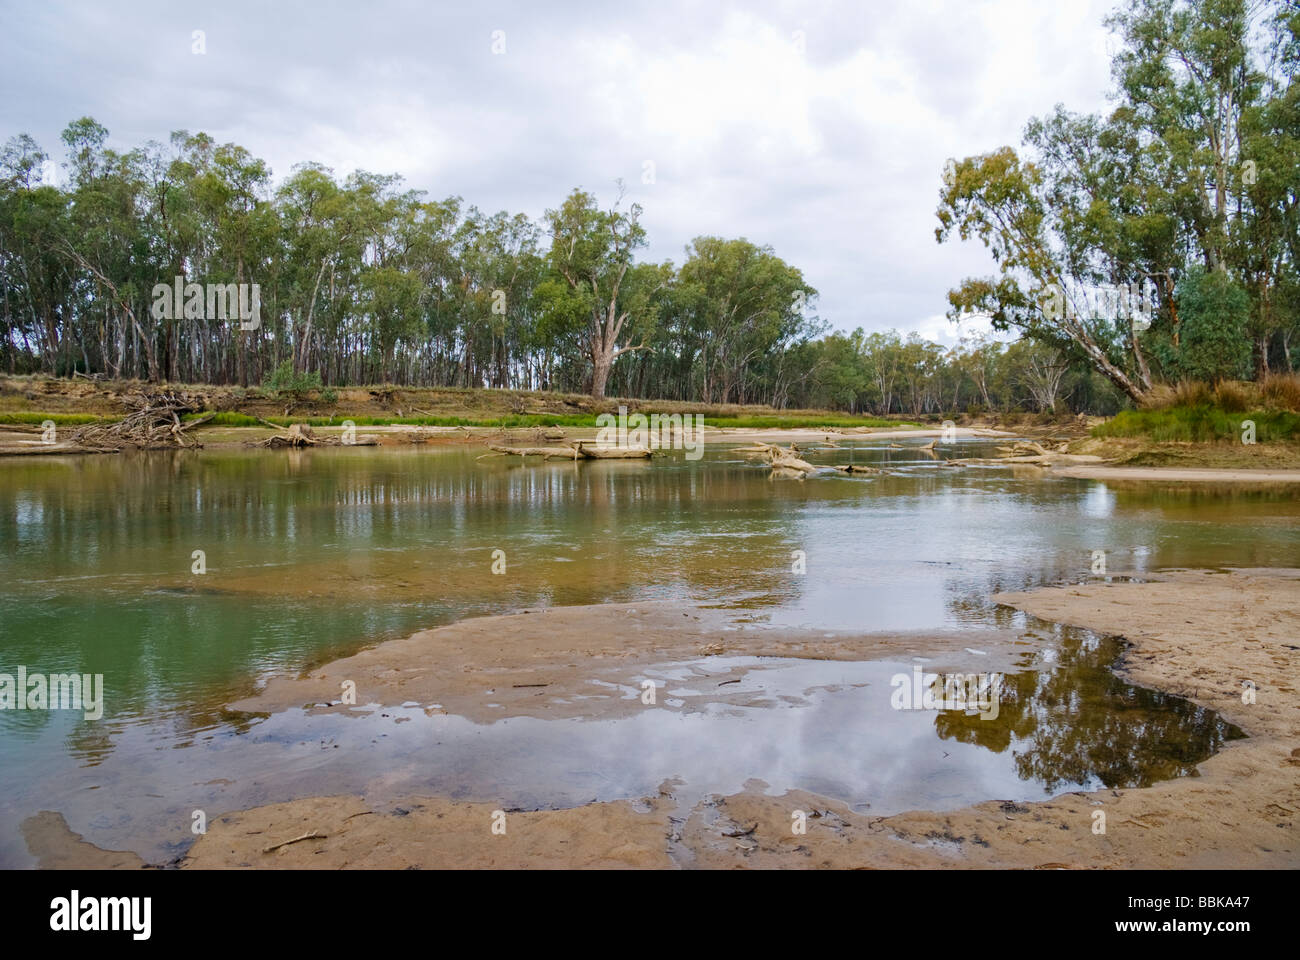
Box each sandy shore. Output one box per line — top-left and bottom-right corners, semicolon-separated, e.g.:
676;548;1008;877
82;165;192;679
1051;464;1300;483
23;568;1297;869
158;569;1298;869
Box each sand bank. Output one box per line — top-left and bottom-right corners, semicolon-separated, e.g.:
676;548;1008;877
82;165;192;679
173;569;1298;868
26;568;1297;869
1051;464;1300;483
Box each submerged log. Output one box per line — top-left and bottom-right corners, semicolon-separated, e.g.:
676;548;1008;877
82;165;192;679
750;443;818;475
769;452;817;473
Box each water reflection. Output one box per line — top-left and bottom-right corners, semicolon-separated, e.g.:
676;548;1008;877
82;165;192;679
0;440;1288;864
934;627;1244;790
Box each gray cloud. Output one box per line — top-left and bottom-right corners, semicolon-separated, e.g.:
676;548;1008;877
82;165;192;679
0;0;1118;345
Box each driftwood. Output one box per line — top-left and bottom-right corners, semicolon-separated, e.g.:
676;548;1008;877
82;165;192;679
482;439;652;461
995;440;1050;457
743;442;818;476
68;391;211;450
262;423;319;448
572;440;652;459
485;441;581;460
832;464;880;475
262;830;325;854
258;422;379;448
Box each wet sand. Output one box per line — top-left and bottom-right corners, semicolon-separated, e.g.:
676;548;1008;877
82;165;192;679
150;569;1297;869
1052;464;1300;484
227;601;1027;724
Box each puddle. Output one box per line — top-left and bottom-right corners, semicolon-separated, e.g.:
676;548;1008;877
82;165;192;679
8;626;1243;866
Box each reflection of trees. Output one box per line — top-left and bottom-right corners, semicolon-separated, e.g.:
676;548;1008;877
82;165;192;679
933;632;1244;791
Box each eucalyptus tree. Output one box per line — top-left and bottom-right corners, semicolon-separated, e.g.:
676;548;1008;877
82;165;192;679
674;236;816;405
545;186;658;398
937;0;1299;398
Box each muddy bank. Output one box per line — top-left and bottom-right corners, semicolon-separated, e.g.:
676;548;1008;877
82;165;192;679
0;421;1008;457
170;569;1296;869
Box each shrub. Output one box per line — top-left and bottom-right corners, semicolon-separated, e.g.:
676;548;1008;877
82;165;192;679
1173;267;1253;381
1171;380;1212;408
264;360;325;399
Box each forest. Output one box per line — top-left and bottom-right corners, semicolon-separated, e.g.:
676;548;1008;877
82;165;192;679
1;0;1297;417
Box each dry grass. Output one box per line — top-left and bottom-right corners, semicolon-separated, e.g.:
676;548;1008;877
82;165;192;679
1261;373;1300;412
1212;380;1253;412
1141;376;1300;415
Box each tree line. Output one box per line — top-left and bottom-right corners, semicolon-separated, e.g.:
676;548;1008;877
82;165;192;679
0;119;1090;414
0;121;822;403
2;0;1295;413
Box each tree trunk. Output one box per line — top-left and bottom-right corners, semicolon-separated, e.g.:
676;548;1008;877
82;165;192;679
590;347;612;399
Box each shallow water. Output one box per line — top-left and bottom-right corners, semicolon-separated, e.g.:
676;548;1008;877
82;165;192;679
0;439;1293;865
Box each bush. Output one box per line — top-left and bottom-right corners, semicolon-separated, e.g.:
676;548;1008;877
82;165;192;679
264;360;325;399
1172;266;1253;382
1171;380;1212;408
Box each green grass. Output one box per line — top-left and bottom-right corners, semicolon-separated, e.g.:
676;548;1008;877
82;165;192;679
3;408;915;431
0;412;105;425
193;411;912;430
703;415;909;429
1093;406;1300;443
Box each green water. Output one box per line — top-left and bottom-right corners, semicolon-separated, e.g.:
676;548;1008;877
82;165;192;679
0;439;1294;865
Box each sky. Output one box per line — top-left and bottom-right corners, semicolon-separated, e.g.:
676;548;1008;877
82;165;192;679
0;0;1121;346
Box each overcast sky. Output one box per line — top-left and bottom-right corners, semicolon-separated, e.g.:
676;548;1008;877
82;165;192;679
0;0;1121;345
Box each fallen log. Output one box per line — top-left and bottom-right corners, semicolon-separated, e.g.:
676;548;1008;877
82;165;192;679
482;439;652;461
572;440;652;459
752;443;818;475
485;441;582;460
263;423;318;448
769;452;817;473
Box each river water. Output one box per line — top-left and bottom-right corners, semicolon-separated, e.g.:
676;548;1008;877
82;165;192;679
0;438;1292;865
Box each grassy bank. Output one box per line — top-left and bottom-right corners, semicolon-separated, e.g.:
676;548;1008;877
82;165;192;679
0;375;911;431
1094;406;1300;444
1078;376;1300;468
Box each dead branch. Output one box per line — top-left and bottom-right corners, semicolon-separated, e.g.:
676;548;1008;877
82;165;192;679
67;390;209;450
262;830;326;853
